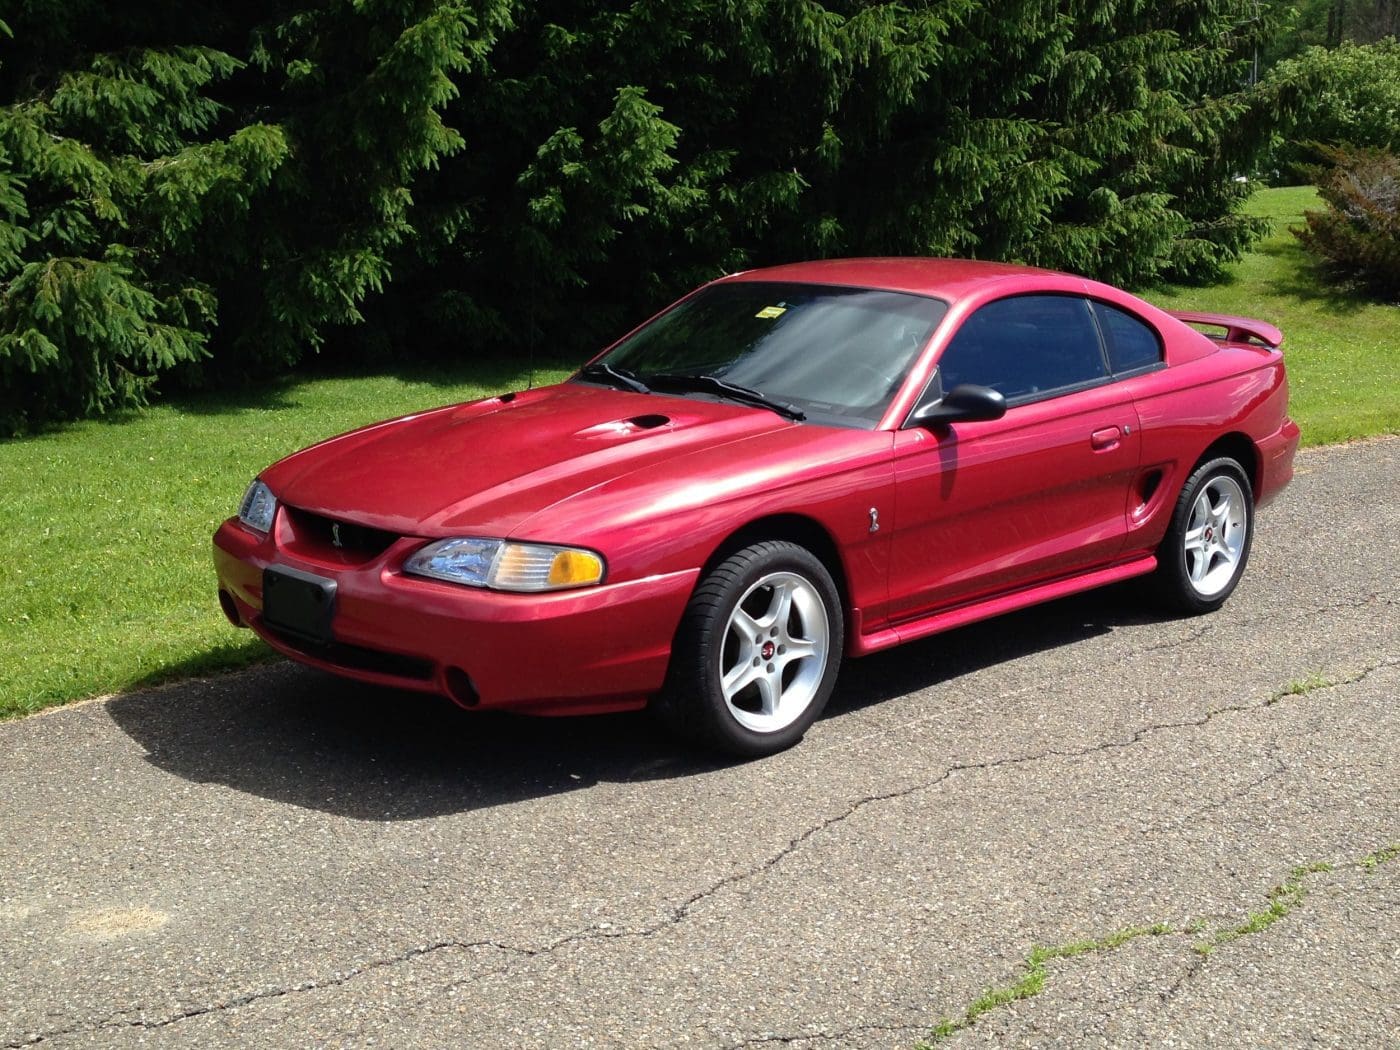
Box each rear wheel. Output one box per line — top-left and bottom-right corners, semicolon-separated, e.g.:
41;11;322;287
1154;457;1254;614
657;541;843;757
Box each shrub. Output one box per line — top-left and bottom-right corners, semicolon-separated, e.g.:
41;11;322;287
1295;147;1400;297
1264;39;1400;174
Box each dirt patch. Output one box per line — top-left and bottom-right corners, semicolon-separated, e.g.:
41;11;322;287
66;906;169;940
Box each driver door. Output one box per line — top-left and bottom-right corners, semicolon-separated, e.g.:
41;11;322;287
886;294;1142;622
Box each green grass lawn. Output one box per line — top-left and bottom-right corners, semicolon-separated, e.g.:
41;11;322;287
0;362;568;718
2;185;1395;719
1149;185;1399;447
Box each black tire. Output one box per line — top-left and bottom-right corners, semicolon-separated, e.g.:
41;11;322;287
656;541;844;758
1153;456;1254;615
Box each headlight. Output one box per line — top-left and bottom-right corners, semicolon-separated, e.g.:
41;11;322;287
237;479;278;534
403;538;605;592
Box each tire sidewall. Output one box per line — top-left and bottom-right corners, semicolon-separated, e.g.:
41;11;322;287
685;542;844;757
1162;457;1255;614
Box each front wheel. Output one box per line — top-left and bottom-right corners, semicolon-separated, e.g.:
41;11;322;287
657;541;844;757
1154;457;1254;614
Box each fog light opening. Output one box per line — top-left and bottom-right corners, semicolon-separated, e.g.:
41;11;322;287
444;666;480;708
218;589;244;627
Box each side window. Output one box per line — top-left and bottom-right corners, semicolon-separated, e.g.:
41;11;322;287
936;295;1108;403
1092;301;1162;373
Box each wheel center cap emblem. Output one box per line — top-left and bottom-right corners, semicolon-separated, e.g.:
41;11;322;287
761;641;776;660
1204;526;1214;542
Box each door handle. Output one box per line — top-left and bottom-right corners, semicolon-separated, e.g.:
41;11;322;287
1090;426;1121;450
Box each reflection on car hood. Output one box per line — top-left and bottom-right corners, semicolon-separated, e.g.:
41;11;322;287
262;383;793;537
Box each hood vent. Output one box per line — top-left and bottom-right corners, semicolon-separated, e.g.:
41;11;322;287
574;414;673;440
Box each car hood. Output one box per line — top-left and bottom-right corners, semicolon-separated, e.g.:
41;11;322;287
261;382;795;537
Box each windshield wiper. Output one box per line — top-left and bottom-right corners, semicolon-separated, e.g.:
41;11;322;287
577;362;651;394
645;373;806;421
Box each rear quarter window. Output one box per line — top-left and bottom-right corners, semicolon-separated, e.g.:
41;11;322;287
1092;302;1162;374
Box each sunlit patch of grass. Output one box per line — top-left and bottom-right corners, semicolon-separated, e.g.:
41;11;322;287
1149;186;1399;447
0;362;569;718
1269;670;1336;703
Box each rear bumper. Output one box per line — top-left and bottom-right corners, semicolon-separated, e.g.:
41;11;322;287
1255;416;1301;509
213;520;697;715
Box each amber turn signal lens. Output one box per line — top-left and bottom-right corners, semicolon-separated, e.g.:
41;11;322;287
548;549;604;588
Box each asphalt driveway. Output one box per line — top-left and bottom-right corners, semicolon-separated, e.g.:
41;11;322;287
2;438;1396;1048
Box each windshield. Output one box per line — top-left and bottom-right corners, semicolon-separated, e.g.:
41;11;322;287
586;281;948;427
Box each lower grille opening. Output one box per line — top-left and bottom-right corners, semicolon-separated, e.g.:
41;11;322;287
262;623;435;682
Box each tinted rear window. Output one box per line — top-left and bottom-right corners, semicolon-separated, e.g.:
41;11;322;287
1092;301;1162;373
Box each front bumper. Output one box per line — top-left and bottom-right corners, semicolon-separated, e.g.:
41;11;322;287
213;519;698;715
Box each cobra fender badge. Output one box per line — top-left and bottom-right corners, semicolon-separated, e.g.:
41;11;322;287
868;507;880;534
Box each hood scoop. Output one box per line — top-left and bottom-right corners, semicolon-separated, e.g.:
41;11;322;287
574;414;672;440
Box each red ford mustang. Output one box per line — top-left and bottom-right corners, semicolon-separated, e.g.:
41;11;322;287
213;258;1299;756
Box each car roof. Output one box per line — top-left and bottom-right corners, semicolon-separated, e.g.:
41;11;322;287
718;257;1071;304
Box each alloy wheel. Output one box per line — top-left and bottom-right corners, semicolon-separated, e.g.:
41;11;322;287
718;571;830;733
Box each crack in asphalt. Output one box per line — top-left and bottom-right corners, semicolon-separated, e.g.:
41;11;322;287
1155;946;1210;1008
1167;741;1289;827
721;1021;924;1048
1150;854;1399;1012
1133;623;1213;653
825;590;1394;763
8;657;1394;1047
919;849;1399;1045
1131;592;1395;667
2;939;530;1048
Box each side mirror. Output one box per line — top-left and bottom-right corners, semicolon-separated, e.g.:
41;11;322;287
913;384;1007;427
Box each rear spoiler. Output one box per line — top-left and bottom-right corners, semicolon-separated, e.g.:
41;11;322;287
1168;310;1283;349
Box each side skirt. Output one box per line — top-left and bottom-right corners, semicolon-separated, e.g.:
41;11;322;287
848;555;1158;657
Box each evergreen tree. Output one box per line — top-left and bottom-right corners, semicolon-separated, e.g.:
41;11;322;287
0;3;283;429
404;0;1285;358
1;1;1297;432
0;0;505;431
217;0;512;373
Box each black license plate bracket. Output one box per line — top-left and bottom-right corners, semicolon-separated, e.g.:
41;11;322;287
262;566;337;644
